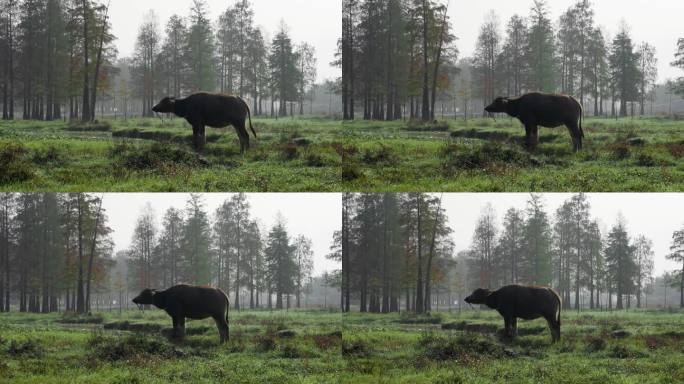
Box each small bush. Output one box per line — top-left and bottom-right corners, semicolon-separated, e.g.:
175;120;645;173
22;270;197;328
342;339;372;357
342;161;363;182
89;332;179;361
609;143;631;160
31;145;63;165
58;312;104;324
362;144;396;165
280;143;299;161
442;142;534;170
610;345;647;359
312;332;342;350
0;143;33;184
396;313;442;324
111;142;208;170
418;333;506;362
65;121;112;132
406;120;450;132
255;335;277;352
5;339;44;357
584;335;606;353
305;153;327;167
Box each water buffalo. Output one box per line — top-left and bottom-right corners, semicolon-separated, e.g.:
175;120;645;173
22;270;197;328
132;284;230;343
465;285;561;342
485;92;584;152
152;92;257;153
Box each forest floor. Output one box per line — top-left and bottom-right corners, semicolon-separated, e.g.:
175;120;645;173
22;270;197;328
342;117;684;191
342;308;684;383
0;117;343;192
0;309;342;383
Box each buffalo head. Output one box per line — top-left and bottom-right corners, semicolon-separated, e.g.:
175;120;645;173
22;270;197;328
484;97;510;114
152;97;176;114
132;288;157;305
464;288;491;304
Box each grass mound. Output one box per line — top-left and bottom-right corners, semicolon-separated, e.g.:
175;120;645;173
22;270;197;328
406;120;451;132
442;141;535;170
57;312;104;324
396;313;442;324
111;142;208;170
103;321;163;333
4;339;44;358
417;333;508;362
342;339;373;357
89;332;180;361
65;121;112;132
0;142;33;184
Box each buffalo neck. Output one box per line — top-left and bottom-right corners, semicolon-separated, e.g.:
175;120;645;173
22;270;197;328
485;292;499;310
153;291;167;309
174;98;188;118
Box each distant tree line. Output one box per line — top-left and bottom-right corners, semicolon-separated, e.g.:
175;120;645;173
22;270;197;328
342;193;456;313
0;193;334;313
465;194;661;310
0;0;117;122
0;0;320;121
124;0;317;119
341;0;458;121
0;193;113;314
125;193;316;311
342;193;684;313
341;0;678;120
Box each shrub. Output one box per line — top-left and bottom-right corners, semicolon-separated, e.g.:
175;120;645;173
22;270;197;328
255;335;277;352
0;143;33;184
362;144;396;165
5;339;44;357
65;121;112;132
584;335;606;353
610;143;631;160
111;142;208;170
610;345;647;359
57;312;104;324
342;339;372;357
31;145;63;165
442;141;533;170
280;143;299;161
88;332;178;361
417;333;506;362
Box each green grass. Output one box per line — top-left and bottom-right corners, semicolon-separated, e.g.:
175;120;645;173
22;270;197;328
0;117;343;192
342;309;684;383
342;117;684;191
0;309;342;383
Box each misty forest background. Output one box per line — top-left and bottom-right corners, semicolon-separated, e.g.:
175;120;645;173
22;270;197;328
341;0;684;121
0;193;341;314
0;0;341;122
341;193;684;314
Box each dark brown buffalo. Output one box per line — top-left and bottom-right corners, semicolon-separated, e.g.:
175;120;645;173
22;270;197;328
152;92;257;153
132;284;230;343
464;284;561;342
485;92;584;152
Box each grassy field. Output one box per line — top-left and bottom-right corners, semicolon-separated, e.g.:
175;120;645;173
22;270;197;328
0;309;342;383
0;117;342;192
342;117;684;191
342;309;684;383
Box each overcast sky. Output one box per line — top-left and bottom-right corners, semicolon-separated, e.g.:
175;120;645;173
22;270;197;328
451;0;684;82
109;0;340;81
102;193;341;276
440;193;682;276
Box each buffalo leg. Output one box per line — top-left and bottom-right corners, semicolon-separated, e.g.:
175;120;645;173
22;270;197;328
566;122;582;152
503;316;511;338
237;122;250;152
510;317;518;337
213;315;229;343
177;317;186;341
192;124;205;151
545;315;560;343
525;124;538;151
